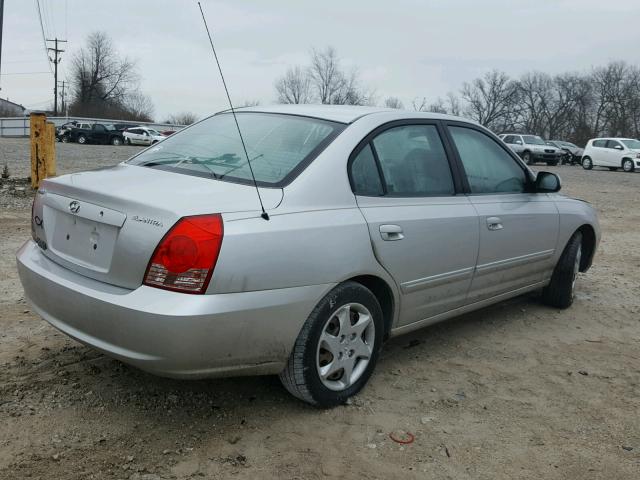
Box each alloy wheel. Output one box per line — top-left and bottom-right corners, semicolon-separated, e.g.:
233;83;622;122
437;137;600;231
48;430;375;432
316;303;375;392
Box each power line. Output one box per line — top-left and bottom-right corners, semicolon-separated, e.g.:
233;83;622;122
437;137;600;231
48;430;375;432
34;0;53;75
46;38;66;115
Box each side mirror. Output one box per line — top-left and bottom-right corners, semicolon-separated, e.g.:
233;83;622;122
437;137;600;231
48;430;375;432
614;145;623;150
535;171;561;193
515;140;522;145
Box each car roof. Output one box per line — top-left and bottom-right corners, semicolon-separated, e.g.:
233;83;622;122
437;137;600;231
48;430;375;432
227;104;470;124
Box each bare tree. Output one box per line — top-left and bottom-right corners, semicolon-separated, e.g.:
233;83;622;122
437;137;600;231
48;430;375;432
69;32;140;117
412;97;428;112
164;112;198;125
384;96;404;109
446;92;462;116
275;66;312;104
307;47;371;105
461;70;519;131
123;92;154;122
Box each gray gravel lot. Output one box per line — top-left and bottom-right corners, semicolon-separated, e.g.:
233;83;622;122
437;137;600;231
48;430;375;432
1;137;142;179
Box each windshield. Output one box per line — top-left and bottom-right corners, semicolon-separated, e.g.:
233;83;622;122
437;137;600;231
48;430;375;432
522;135;546;145
128;113;343;186
621;139;640;149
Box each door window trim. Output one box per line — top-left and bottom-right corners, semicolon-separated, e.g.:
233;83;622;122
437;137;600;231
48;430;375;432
347;119;464;197
441;121;536;195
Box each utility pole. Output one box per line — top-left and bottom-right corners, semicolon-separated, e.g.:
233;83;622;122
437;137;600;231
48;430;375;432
57;80;66;116
0;0;5;90
46;38;67;116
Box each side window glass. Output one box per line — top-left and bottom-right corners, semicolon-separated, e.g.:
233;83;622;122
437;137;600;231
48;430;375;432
449;126;526;194
371;125;454;196
607;140;621;149
593;140;607;148
503;135;514;144
351;144;384;196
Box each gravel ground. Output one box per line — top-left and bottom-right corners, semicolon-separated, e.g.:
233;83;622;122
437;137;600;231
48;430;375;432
1;137;639;479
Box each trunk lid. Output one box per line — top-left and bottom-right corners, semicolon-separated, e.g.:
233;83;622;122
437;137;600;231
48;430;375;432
33;164;282;289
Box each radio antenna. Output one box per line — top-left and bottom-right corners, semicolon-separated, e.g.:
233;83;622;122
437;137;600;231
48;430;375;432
197;1;269;221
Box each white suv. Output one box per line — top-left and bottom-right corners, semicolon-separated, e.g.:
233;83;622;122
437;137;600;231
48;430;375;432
582;138;640;172
499;134;563;165
123;126;166;146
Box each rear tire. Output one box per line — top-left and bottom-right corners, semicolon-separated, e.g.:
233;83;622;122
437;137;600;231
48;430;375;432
279;281;383;408
582;157;593;170
622;159;634;172
541;232;582;309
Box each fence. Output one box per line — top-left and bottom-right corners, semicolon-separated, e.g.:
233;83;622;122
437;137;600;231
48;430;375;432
0;116;185;137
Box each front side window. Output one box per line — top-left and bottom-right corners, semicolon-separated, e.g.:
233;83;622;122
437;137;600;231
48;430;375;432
606;140;623;149
449;126;527;194
503;135;516;144
128;113;343;186
370;125;454;196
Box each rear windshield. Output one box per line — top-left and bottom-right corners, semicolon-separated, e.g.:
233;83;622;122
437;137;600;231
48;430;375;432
127;112;344;187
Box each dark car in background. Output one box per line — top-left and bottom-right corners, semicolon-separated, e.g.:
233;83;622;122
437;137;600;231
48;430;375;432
547;140;584;165
66;123;124;146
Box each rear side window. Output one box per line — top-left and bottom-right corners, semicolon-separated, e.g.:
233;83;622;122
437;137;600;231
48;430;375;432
128;113;344;187
449;126;526;194
372;125;454;196
592;140;607;148
351;145;384;196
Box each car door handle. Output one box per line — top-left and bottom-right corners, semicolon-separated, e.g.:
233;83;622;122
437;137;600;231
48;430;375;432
379;224;404;241
486;217;503;231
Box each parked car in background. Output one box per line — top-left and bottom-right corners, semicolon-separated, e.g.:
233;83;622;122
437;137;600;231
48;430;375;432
113;123;139;132
67;123;124;146
123;126;166;146
547;140;584;165
499;134;563;165
17;105;600;407
56;121;79;142
581;138;640;172
57;121;93;143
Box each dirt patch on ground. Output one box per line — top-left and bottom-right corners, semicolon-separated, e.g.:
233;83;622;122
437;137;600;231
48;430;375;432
1;138;639;479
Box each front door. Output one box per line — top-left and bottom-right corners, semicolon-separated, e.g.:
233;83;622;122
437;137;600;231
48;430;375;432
445;124;560;302
350;122;479;326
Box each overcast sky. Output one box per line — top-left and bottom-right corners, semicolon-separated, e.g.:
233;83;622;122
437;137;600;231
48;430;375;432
2;0;639;120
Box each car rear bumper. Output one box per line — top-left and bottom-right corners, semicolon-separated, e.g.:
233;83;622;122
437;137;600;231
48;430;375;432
17;240;332;378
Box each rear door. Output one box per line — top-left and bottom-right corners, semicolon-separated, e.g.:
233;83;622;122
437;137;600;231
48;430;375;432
591;139;609;166
445;123;559;301
350;121;479;326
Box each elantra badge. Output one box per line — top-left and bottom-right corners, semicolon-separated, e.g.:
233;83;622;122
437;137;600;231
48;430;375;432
69;201;81;214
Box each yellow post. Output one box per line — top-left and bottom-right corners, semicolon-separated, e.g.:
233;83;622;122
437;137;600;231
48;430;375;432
29;113;55;188
44;121;57;177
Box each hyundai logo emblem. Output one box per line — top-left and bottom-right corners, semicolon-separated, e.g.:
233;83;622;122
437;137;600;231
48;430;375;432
69;201;81;214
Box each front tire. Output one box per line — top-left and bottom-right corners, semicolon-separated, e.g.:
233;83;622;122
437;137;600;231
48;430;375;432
522;151;533;165
279;281;383;408
582;157;593;170
77;135;87;145
111;137;122;146
622;159;635;172
541;232;582;309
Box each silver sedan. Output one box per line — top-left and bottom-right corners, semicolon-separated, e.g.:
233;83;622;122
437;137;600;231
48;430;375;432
17;105;600;407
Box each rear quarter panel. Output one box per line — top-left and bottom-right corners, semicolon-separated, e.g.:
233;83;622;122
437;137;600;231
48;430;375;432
551;195;600;269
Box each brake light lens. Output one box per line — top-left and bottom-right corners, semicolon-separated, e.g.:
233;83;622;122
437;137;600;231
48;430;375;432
143;214;223;294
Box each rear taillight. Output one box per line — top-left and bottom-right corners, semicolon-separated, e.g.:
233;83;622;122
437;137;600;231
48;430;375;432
143;214;223;294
